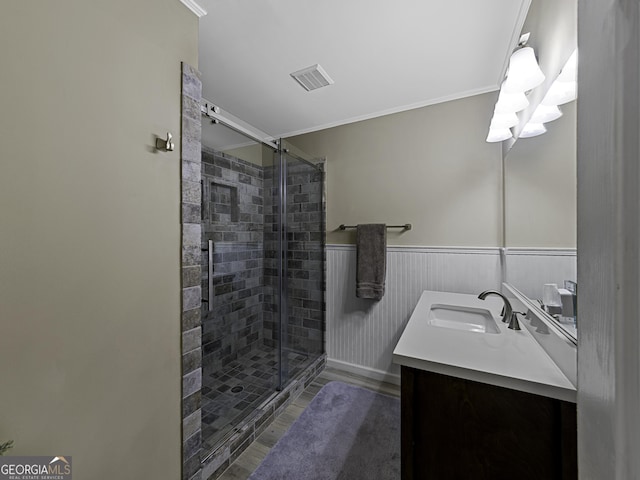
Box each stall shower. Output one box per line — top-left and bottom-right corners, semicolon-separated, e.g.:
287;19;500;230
199;120;325;457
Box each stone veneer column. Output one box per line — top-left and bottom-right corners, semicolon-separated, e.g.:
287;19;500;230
181;62;203;480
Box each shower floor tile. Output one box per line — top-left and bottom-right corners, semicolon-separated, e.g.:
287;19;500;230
202;344;309;452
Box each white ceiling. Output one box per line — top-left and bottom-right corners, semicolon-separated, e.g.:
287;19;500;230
198;0;531;140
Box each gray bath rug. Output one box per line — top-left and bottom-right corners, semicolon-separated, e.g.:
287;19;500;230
248;381;400;480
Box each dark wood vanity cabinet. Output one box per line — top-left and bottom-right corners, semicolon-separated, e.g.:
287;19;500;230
401;366;577;480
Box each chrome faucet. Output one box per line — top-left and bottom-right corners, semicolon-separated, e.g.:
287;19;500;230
477;290;521;330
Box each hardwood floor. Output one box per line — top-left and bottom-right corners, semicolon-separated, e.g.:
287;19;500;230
217;366;400;480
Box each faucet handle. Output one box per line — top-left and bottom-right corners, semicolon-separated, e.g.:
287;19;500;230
508;311;526;331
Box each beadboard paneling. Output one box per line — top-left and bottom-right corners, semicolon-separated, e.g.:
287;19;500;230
326;245;502;379
327;245;578;380
505;249;577;301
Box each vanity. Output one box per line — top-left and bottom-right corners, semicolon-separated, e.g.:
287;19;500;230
393;290;577;480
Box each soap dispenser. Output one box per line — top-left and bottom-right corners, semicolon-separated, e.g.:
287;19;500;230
559;280;577;325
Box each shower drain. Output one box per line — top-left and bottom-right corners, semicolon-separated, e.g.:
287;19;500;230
230;385;244;394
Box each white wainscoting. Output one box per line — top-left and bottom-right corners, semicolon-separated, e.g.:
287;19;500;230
504;248;577;302
326;245;578;382
326;245;502;383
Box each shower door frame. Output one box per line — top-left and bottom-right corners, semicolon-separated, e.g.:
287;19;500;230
276;147;288;390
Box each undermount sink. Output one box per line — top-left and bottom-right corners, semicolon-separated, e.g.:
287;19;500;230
427;303;501;334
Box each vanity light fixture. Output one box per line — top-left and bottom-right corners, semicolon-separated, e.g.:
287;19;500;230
502;46;545;93
494;88;529;113
541;80;577;106
557;50;577;82
519;122;547;138
486;128;513;143
490;111;519;129
542;49;577;106
529;104;563;123
485;34;544;143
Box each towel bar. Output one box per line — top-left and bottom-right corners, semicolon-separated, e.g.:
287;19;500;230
338;224;412;231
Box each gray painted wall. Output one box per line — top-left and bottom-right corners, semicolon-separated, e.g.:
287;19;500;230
577;0;640;478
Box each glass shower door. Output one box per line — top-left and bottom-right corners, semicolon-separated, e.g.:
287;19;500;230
276;140;325;388
198;114;325;456
200;123;279;453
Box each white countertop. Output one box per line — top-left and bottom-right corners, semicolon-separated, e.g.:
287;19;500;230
392;290;577;403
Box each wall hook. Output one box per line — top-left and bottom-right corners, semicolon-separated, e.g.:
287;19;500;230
156;132;175;152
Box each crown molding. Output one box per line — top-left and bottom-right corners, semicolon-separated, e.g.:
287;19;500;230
179;0;207;17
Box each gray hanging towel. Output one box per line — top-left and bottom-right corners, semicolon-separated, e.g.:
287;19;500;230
356;224;387;300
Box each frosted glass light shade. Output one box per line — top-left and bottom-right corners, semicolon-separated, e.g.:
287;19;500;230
490;111;519;129
541;80;577;106
519;123;547;138
503;47;546;93
494;89;529;113
486;128;512;143
530;104;563;123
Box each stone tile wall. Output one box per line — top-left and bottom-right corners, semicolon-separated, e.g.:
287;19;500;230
263;160;325;357
284;162;325;356
262;163;279;350
201;149;264;372
181;62;204;480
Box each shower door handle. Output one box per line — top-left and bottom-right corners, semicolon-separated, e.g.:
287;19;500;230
208;239;214;312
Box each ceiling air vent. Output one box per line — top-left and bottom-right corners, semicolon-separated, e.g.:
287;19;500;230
290;64;334;92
